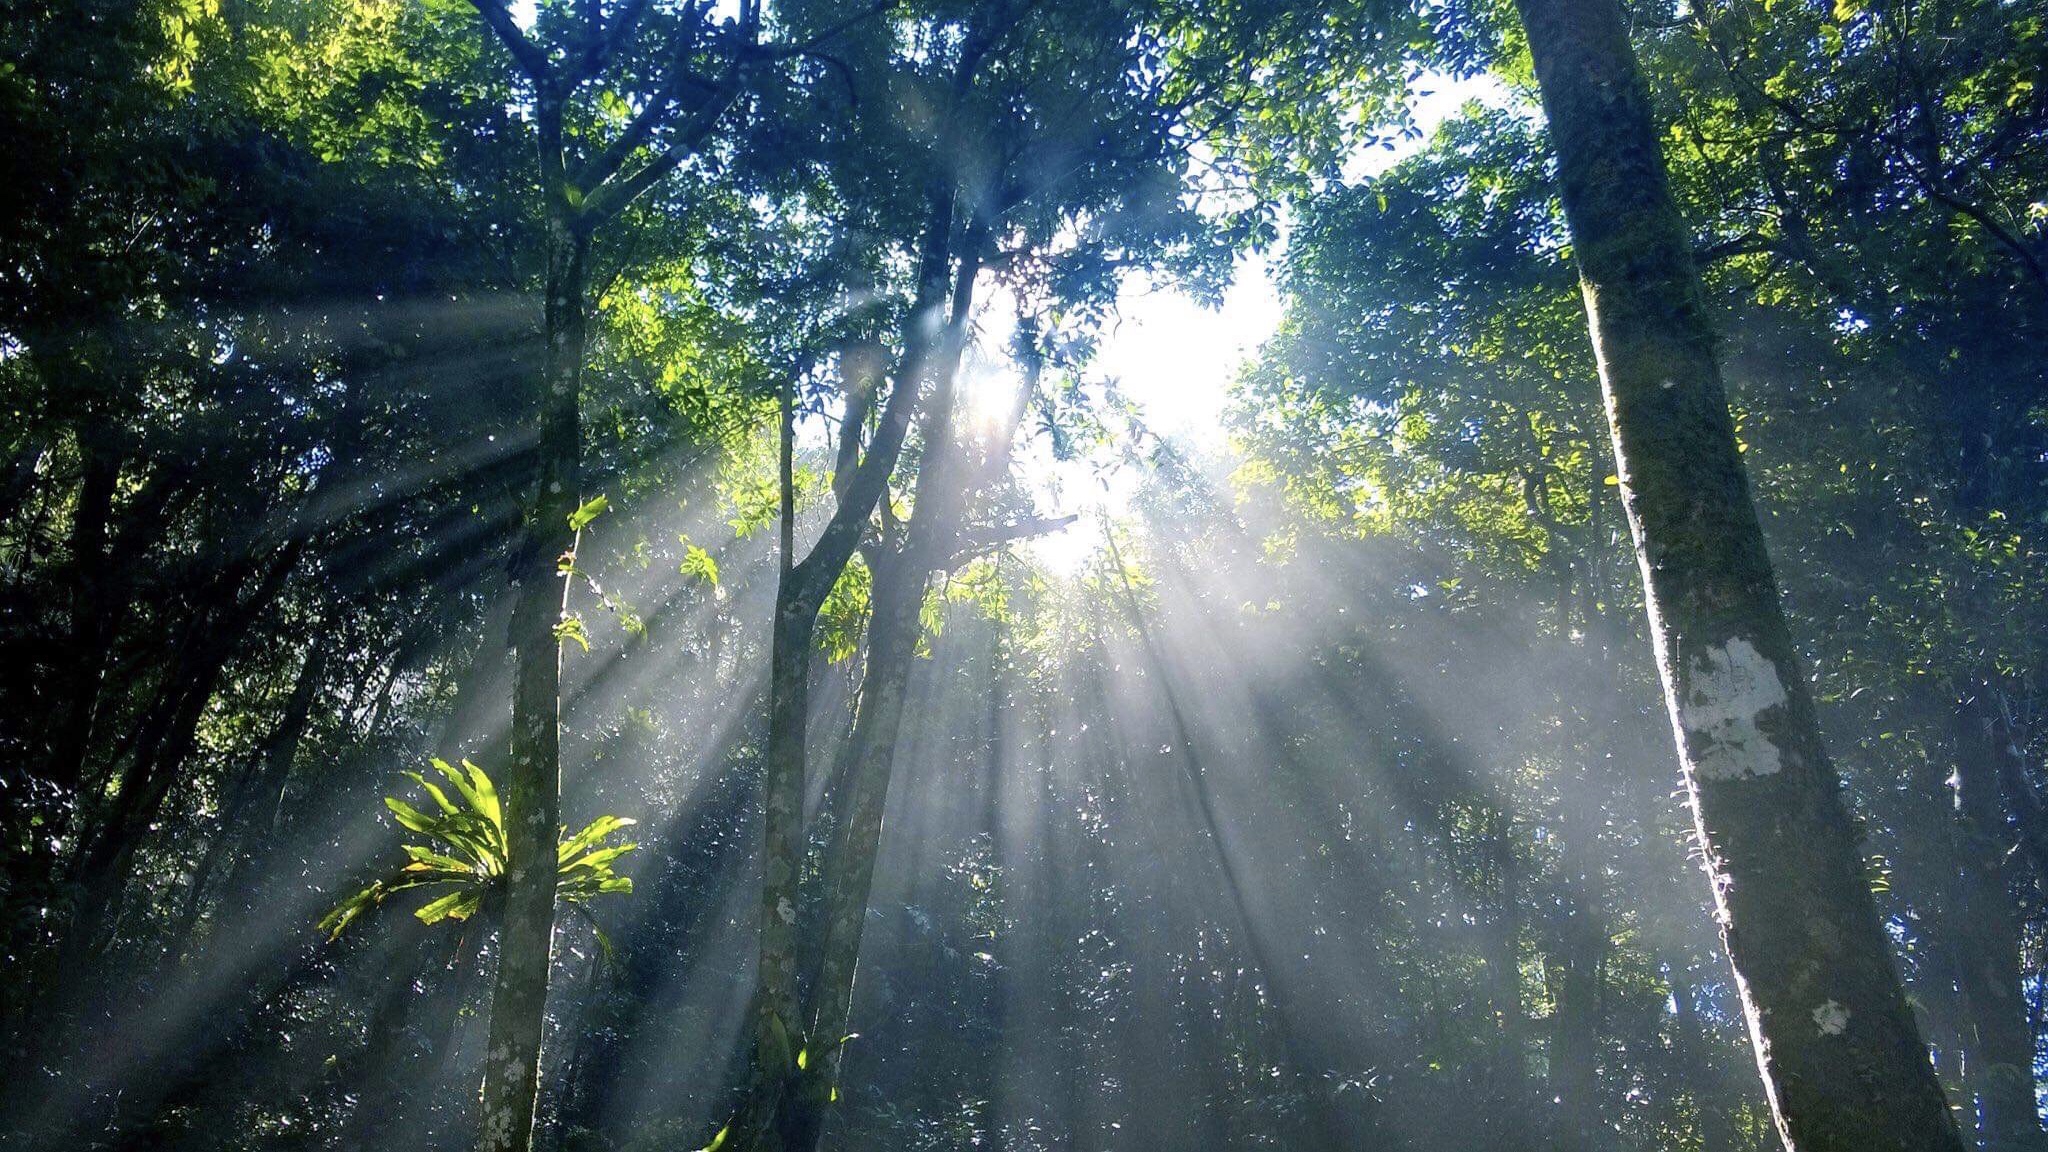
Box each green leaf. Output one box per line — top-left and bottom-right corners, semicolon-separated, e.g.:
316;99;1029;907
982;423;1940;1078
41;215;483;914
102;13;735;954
558;814;636;863
402;844;475;875
416;888;483;924
405;769;460;815
385;796;438;836
568;494;610;532
331;760;634;943
555;613;591;652
433;757;479;808
461;759;502;830
319;882;386;940
559;844;637;875
679;541;719;587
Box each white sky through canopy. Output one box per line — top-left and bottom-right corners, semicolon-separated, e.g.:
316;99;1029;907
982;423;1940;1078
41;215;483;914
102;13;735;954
1019;72;1508;569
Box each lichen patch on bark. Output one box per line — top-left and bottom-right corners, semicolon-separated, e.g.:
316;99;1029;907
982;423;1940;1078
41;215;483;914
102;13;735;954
1680;638;1788;781
1812;1000;1850;1036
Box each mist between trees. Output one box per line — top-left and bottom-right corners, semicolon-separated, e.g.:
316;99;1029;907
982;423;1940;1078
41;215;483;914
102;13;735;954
2;0;2044;1150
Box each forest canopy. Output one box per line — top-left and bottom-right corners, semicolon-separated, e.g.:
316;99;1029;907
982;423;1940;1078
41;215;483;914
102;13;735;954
1;0;2045;1149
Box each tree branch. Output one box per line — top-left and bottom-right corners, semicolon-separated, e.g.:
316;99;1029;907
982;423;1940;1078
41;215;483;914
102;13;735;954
946;514;1078;565
574;62;723;191
467;0;549;81
571;0;657;81
581;69;741;222
789;187;961;605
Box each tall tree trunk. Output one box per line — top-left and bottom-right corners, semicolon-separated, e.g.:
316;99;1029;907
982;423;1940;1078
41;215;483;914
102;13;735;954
171;639;327;954
795;241;984;1120
476;221;587;1152
1512;0;1962;1147
1547;911;1606;1152
784;547;925;1148
67;543;299;955
44;426;121;796
1485;819;1534;1142
731;188;958;1152
1950;703;2048;1152
773;229;1067;1152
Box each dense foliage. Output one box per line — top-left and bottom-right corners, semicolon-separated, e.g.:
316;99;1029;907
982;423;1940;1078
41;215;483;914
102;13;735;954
1;0;2043;1148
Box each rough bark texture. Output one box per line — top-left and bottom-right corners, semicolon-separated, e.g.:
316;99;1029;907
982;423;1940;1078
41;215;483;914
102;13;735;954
770;232;1035;1152
1513;0;1965;1147
476;222;586;1152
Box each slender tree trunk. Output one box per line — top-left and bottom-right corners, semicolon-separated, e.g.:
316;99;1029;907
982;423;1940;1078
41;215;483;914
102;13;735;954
749;564;821;1100
1513;0;1962;1147
737;378;824;1152
732;189;957;1152
476;220;587;1152
44;427;121;795
1547;913;1606;1152
795;546;922;1055
800;243;982;1053
67;544;298;955
172;640;327;953
1485;820;1533;1141
759;229;1001;1151
1950;704;2048;1152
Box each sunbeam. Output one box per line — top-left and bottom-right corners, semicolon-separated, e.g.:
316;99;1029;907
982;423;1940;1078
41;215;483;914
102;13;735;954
3;2;2039;1152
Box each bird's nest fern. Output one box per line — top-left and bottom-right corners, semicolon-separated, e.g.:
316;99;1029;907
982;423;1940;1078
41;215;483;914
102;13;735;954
321;758;636;950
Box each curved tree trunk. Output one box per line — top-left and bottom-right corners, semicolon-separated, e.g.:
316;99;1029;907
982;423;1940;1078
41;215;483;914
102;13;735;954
1512;0;1964;1147
770;232;1020;1152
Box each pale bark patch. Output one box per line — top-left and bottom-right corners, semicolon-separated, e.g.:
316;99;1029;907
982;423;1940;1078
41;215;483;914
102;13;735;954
1681;638;1788;781
1812;1000;1850;1036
